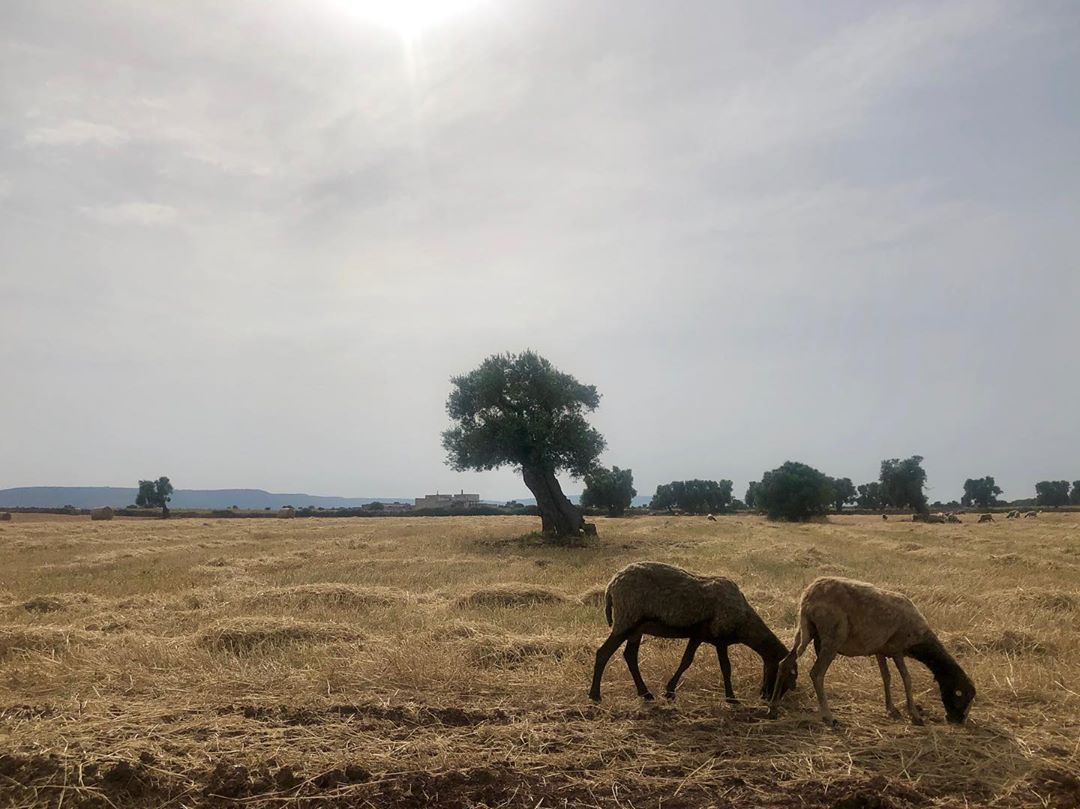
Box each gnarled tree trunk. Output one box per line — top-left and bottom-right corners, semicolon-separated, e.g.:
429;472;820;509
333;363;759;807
522;466;585;539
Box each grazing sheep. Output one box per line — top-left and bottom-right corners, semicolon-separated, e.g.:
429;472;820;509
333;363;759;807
1006;510;1019;519
881;514;888;521
707;514;717;522
278;507;296;519
590;561;795;704
0;512;11;521
946;514;961;524
90;507;114;521
914;512;946;524
1024;511;1038;519
583;522;598;536
768;577;975;726
978;513;994;523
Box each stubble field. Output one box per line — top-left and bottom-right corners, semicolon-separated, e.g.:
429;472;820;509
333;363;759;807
0;513;1078;808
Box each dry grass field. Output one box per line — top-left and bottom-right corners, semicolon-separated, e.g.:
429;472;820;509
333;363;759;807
1;513;1078;808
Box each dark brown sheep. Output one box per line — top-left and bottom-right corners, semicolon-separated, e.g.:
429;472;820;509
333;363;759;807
768;577;975;726
590;562;794;704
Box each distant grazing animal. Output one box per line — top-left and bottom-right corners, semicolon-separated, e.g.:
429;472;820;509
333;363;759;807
278;507;296;519
881;514;888;521
946;514;961;524
591;561;795;705
978;514;994;523
768;577;975;726
914;513;946;524
1024;511;1038;519
0;512;11;521
583;522;598;536
707;514;717;522
1006;510;1020;519
90;507;114;521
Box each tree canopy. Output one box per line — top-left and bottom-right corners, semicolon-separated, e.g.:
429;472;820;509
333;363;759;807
1035;480;1070;508
756;462;833;521
744;481;761;510
856;481;884;509
961;476;1002;508
580;466;636;516
442;351;605;537
827;477;856;513
650;479;733;514
880;456;928;512
136;476;173;517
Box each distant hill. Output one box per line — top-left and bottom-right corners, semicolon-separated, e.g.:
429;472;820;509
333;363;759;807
0;487;411;510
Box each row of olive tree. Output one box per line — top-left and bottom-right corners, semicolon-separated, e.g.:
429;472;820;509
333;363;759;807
1035;480;1080;507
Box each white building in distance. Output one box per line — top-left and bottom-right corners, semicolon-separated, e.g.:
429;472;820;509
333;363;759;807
414;491;481;510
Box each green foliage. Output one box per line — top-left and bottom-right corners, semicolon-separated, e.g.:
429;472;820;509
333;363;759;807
961;476;1002;508
827;477;856;512
650;479;734;514
1072;481;1080;506
1035;480;1070;508
744;481;760;510
879;456;928;512
135;477;173;515
442;351;605;478
856;481;884;509
756;462;833;521
365;501;386;511
580;466;636;516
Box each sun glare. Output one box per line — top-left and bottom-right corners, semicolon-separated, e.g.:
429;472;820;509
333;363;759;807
340;0;482;38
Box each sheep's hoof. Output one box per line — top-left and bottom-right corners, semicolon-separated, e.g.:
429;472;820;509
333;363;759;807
640;692;655;701
588;692;601;703
887;708;903;720
823;716;840;728
766;708;780;720
910;714;925;726
726;696;740;706
663;690;676;701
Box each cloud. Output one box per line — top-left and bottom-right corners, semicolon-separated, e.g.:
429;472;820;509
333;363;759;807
79;202;178;226
25;119;130;147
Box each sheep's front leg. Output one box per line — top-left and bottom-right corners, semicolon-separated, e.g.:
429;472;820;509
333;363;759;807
664;638;701;699
892;656;924;725
717;645;738;704
877;655;901;719
623;636;653;700
810;646;839;725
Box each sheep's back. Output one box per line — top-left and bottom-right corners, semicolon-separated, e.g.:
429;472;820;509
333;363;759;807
606;561;748;635
801;577;932;656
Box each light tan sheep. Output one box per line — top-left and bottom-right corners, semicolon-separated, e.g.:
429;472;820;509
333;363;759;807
1023;511;1038;519
978;513;994;523
768;577;975;725
90;507;114;521
590;562;794;704
946;514;961;524
1006;510;1019;519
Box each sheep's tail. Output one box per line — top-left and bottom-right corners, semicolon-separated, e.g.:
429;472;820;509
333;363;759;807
790;608;813;658
604;587;613;627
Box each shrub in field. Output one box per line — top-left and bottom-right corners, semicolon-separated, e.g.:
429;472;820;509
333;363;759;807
756;461;833;521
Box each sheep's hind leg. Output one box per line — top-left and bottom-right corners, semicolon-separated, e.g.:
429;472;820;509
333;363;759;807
664;638;701;699
623;635;653;700
892;656;924;725
877;655;901;719
590;629;633;702
717;645;738;704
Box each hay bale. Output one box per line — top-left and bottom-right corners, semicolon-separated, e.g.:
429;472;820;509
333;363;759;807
0;512;11;521
90;507;114;521
0;627;92;659
577;585;607;607
278;507;296;519
196;617;361;654
243;583;407;610
455;584;570;609
467;634;589;668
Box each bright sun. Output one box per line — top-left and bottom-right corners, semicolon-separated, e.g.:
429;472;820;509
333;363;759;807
340;0;482;38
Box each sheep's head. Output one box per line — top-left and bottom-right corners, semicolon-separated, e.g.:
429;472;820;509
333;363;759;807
764;657;797;702
940;669;976;723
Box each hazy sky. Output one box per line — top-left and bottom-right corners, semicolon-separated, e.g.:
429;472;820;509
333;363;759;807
2;1;1078;502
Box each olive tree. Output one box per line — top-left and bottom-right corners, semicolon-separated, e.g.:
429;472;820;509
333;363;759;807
136;476;173;518
580;466;636;517
442;351;605;538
